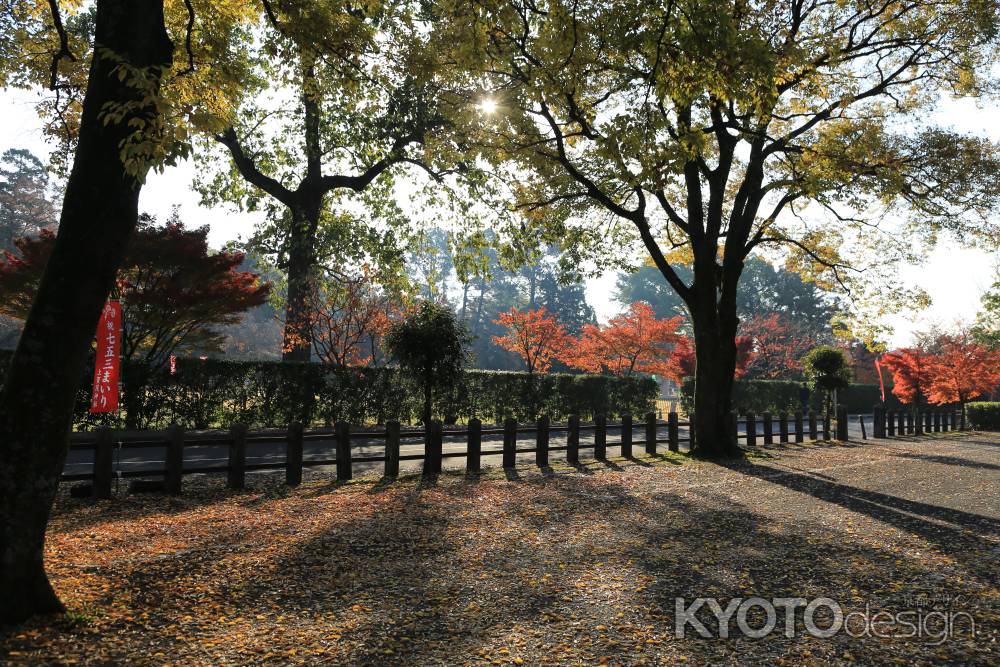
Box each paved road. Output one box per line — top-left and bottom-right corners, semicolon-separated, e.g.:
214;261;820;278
63;413;896;480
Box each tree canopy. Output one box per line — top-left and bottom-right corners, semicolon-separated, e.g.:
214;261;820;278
431;0;1000;454
971;268;1000;350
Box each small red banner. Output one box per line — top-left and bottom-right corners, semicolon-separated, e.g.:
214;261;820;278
90;301;122;413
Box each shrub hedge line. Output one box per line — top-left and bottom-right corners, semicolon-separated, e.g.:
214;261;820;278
679;378;903;415
967;402;1000;431
0;351;658;430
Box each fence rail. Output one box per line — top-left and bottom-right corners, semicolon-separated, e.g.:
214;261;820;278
66;405;966;499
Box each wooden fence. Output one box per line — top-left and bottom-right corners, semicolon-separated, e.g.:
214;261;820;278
65;406;965;499
71;413;688;498
872;406;965;438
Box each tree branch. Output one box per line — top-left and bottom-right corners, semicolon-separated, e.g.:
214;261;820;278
45;0;76;91
215;127;297;207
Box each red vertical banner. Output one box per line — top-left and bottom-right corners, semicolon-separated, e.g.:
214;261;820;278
90;301;122;413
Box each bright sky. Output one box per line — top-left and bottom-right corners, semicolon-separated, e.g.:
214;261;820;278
1;87;996;348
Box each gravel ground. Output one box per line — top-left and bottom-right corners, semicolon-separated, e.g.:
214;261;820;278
2;432;997;665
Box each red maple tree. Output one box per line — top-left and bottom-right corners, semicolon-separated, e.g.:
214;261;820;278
926;333;1000;410
493;307;572;374
879;347;936;406
738;312;816;379
0;219;270;367
669;334;753;383
564;302;683;377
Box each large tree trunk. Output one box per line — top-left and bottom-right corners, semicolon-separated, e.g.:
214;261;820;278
281;70;323;363
686;258;743;458
281;204;320;362
0;0;172;624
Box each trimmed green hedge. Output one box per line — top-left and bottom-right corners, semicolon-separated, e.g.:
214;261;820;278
0;351;657;429
967;402;1000;431
680;378;903;415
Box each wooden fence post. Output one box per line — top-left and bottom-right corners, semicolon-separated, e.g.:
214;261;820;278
667;412;679;452
645;412;657;454
567;415;580;464
745;413;757;447
762;412;773;445
536;415;550;467
228;423;247;490
385;421;400;478
960;409;966;431
887;411;896;436
906;412;914;435
925;411;933;433
334;422;351;481
594;414;607;461
286;422;304;486
859;413;867;440
873;406;885;438
166;425;184;495
423;420;442;476
808;411;818;441
93;427;113;499
897;412;905;436
620;414;632;458
467;418;481;473
503;418;517;469
836;406;849;441
952;411;959;431
778;413;789;444
794;412;804;443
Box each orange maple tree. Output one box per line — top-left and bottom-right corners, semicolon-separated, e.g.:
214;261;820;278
879;347;935;406
492;307;572;374
926;333;1000;409
564;302;684;377
303;275;399;367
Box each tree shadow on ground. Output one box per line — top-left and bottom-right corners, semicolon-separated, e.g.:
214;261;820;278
717;459;999;588
889;450;1000;472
